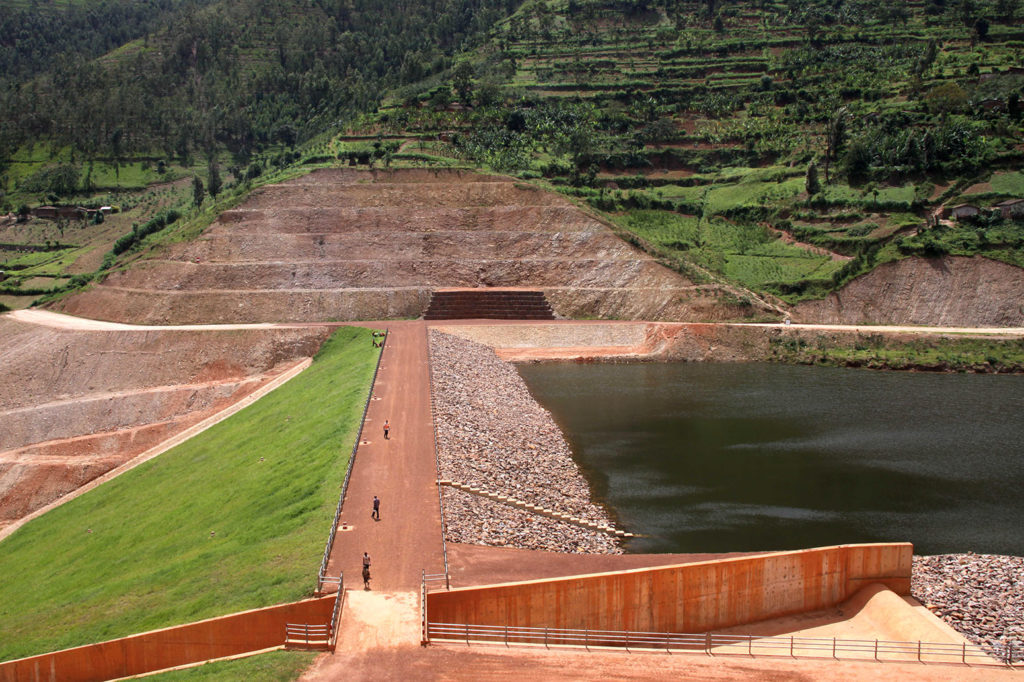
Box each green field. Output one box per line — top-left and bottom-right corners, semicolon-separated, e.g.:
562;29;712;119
0;327;380;662
990;171;1024;197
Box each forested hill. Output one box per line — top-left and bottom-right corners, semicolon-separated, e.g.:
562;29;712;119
0;0;217;84
0;0;519;164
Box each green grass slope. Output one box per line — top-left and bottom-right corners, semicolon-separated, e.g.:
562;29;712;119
0;326;380;662
144;650;317;681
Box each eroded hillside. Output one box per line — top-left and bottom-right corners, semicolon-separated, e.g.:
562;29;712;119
54;169;769;324
0;315;330;532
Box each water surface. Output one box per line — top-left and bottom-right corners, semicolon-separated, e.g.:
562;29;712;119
516;362;1024;555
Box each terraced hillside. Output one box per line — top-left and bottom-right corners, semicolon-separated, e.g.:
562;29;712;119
55;169;769;324
346;0;1024;326
0;316;331;532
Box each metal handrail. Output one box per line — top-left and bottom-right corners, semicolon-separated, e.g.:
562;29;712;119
424;328;450;590
318;329;387;582
421;571;429;645
328;572;344;648
425;622;1017;667
285;623;331;646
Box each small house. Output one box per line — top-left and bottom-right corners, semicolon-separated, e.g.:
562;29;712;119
978;98;1005;112
943;204;980;220
996;198;1024;220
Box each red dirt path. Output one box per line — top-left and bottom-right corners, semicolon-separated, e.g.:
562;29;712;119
325;321;446;592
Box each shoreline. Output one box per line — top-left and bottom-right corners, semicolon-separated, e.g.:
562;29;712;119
429;329;622;554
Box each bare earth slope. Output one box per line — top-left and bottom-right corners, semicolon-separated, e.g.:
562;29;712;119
0;315;330;530
795;256;1024;327
54;169;758;324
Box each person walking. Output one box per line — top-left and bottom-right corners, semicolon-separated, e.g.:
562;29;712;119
383;419;390;440
362;552;372;590
372;495;380;520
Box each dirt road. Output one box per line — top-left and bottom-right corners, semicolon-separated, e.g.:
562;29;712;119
12;308;1024;338
325;321;446;592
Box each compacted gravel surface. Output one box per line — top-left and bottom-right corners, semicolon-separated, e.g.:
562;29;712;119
430;330;620;554
912;554;1023;663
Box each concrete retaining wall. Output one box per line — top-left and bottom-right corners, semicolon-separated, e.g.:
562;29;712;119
0;594;335;682
427;544;911;634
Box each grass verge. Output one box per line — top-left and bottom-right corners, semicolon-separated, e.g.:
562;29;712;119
143;650;317;681
768;334;1024;372
0;326;380;662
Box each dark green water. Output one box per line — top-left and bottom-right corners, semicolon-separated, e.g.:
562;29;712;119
516;362;1024;555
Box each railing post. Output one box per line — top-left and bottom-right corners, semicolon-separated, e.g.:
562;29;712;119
1007;641;1013;666
791;636;795;658
705;632;712;656
962;642;967;664
545;627;549;649
505;624;509;647
917;640;922;663
465;622;470;646
874;639;879;661
833;636;837;660
750;634;754;657
585;628;589;651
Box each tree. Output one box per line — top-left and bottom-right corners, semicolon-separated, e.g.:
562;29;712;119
924;82;968;114
974;17;989;40
275;124;298;148
192;175;205;206
824;107;848;184
805;161;821;196
207;161;222;199
842;140;872;184
452;61;475;106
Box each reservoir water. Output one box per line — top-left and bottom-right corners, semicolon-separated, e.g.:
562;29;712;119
516;362;1024;555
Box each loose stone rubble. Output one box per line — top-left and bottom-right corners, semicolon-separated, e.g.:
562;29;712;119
912;553;1023;663
430;330;621;554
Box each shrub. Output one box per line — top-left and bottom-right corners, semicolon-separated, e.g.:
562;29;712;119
110;211;182;255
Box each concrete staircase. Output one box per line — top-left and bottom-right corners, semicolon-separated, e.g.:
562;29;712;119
423;289;555;321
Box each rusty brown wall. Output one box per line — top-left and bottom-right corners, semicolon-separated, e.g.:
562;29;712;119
427;544;911;633
0;595;335;682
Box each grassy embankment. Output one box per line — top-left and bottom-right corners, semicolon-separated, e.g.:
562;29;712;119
769;333;1024;372
143;650;318;681
0;326;380;662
